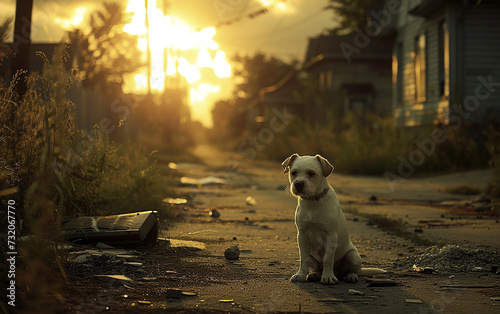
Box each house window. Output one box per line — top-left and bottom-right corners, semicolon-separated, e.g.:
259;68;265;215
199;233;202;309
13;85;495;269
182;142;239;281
438;21;449;98
414;33;426;102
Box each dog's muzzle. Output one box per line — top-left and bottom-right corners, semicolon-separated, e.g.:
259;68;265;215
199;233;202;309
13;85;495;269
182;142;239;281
292;181;306;195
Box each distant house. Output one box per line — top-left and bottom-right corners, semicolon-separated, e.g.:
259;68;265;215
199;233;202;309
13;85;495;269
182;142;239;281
259;32;393;126
391;0;500;127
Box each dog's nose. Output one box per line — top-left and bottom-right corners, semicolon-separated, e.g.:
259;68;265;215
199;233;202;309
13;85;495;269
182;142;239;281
294;181;305;192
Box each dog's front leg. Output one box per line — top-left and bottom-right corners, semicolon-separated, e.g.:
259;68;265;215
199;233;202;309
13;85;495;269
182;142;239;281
290;230;310;282
321;233;339;285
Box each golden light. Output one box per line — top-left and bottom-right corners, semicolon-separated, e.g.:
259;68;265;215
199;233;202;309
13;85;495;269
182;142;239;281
54;7;88;29
123;0;232;100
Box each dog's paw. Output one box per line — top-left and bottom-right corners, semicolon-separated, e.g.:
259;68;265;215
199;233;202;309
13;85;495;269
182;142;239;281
346;273;359;283
320;274;339;285
306;273;321;282
290;273;308;282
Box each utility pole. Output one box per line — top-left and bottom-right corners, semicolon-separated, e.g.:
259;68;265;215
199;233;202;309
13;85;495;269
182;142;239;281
11;0;34;99
145;0;151;94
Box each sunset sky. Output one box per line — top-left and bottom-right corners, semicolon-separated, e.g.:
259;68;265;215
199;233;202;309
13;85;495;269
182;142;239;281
0;0;336;127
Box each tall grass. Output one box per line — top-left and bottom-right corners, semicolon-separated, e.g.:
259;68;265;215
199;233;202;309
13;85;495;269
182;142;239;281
257;112;490;176
0;43;171;311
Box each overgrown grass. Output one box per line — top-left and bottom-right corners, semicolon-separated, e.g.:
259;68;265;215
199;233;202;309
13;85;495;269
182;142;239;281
0;44;173;311
254;112;490;176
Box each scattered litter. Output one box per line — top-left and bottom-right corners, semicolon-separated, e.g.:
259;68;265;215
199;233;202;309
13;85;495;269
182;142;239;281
163;197;188;205
165;289;183;299
124;262;143;267
398;245;500;273
137;300;151;306
167;162;178;170
405;299;423;304
224;245;240;260
246;196;257;206
219;300;234;303
209;209;221;218
182;291;197;297
62;211;158;246
366;279;396;287
180;176;226;187
167;239;206;251
413;265;434;274
94;274;132;281
348;289;364;296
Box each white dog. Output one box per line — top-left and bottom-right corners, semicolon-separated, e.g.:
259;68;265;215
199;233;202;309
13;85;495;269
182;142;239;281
283;153;385;284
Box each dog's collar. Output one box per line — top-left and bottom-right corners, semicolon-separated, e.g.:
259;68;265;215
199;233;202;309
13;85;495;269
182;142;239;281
301;188;329;201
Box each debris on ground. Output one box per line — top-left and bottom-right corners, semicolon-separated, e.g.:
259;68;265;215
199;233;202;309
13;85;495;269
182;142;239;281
224;245;240;260
412;265;434;274
62;211;159;245
405;299;423;304
180;176;226;187
209;209;221;218
348;289;364;296
166;238;206;251
246;196;257;206
94;274;132;281
165;289;183;299
163;197;188;205
398;245;500;273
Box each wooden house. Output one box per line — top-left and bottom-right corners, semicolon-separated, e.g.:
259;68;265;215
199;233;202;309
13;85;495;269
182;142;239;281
391;0;500;126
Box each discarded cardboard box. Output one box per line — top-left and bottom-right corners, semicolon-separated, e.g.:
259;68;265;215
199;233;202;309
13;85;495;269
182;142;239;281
62;211;158;245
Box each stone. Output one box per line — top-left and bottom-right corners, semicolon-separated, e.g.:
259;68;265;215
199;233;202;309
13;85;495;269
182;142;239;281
246;196;257;206
348;289;364;296
209;209;220;218
224;245;240;260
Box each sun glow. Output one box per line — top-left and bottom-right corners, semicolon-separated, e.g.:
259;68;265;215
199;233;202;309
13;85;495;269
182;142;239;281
122;0;231;107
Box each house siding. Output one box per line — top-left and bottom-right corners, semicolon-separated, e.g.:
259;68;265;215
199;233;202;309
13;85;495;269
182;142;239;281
461;4;500;124
392;0;500;127
393;1;426;126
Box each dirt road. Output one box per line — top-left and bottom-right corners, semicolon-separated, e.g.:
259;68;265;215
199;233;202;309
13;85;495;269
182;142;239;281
63;144;499;313
157;145;499;313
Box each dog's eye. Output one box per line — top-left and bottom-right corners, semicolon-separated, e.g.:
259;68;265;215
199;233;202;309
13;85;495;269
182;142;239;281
291;171;297;176
307;171;315;177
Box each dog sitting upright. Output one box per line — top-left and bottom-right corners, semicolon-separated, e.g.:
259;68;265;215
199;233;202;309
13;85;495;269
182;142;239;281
282;153;385;284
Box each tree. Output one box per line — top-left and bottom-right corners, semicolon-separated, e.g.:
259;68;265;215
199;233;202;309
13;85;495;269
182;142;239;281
68;2;142;94
232;52;297;100
326;0;385;35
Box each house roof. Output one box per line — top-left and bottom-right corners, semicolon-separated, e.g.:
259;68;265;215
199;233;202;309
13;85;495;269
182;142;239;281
303;33;392;69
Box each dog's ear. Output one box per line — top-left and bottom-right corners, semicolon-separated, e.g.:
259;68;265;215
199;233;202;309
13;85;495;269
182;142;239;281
282;153;299;174
316;154;334;177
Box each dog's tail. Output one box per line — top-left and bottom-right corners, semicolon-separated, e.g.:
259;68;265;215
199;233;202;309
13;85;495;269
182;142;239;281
358;268;387;275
